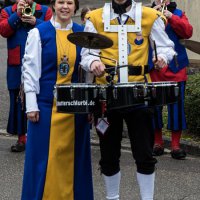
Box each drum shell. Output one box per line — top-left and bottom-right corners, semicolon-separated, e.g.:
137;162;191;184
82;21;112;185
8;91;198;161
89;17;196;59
147;82;179;106
106;83;146;110
55;84;99;114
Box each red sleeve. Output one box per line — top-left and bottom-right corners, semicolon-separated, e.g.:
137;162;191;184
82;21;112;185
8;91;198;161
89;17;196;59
44;7;53;21
0;9;15;38
168;12;193;39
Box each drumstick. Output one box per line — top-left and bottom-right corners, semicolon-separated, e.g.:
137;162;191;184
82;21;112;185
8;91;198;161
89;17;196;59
89;52;117;64
153;40;158;62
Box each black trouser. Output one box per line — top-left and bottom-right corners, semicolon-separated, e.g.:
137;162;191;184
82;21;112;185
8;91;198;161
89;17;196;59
95;107;157;176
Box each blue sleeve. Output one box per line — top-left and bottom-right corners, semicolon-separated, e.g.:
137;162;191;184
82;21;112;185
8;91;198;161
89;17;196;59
7;11;22;30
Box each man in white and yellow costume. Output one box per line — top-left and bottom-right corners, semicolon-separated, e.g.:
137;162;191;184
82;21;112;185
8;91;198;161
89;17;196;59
81;0;176;199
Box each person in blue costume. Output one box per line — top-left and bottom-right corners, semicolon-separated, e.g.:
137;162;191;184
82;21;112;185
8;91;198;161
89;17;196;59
0;0;52;152
21;0;93;199
150;0;193;160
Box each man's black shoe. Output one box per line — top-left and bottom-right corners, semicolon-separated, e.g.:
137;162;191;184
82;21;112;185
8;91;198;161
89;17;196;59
11;141;25;152
171;149;186;160
153;144;164;156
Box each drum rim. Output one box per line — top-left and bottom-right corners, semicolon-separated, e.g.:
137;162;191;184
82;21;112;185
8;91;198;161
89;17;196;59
108;82;145;88
55;83;98;88
148;81;178;86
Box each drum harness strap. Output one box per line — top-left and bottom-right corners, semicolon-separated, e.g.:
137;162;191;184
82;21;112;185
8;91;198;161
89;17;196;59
105;64;150;76
103;2;143;82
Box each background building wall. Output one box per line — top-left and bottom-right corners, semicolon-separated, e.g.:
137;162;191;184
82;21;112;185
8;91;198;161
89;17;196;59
176;0;200;61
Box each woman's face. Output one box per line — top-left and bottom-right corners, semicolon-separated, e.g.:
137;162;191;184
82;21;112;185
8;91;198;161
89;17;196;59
54;0;76;24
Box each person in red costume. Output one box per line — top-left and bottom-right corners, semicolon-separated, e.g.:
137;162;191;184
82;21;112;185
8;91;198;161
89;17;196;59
0;0;52;152
150;0;193;159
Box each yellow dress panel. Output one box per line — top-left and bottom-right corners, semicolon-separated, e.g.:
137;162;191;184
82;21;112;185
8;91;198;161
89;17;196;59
43;29;76;200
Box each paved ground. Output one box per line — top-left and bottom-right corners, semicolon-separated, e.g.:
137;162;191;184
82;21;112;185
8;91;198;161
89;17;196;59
0;134;200;200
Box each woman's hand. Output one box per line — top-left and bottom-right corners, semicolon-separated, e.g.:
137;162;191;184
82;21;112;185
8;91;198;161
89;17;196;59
27;111;39;123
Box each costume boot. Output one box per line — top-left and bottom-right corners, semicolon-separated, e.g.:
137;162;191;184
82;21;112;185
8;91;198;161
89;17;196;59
153;129;164;156
171;130;186;159
11;134;26;152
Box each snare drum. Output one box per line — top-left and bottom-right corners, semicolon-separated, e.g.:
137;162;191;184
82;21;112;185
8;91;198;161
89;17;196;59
147;81;179;106
106;82;147;110
55;83;99;114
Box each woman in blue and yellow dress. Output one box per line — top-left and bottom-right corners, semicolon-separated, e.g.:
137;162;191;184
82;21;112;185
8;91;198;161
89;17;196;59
21;0;93;199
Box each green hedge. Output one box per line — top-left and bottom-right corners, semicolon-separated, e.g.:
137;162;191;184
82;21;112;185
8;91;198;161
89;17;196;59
185;73;200;136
